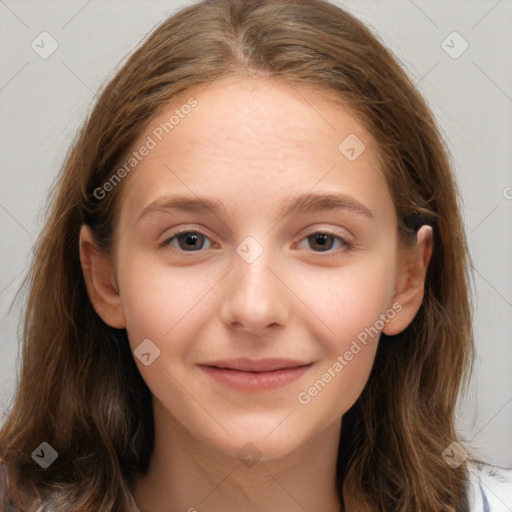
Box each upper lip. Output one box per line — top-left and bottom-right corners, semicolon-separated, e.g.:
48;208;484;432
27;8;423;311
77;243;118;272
201;358;312;372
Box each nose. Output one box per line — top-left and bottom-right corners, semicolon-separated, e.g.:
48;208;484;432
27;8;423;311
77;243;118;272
219;241;290;337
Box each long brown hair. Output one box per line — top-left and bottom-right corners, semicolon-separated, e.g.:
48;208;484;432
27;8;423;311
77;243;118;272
0;0;481;510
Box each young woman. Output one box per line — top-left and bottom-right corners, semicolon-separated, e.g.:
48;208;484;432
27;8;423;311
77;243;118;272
1;0;511;510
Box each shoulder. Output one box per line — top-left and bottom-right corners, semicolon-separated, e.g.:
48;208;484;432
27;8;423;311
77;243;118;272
0;459;22;512
466;460;512;512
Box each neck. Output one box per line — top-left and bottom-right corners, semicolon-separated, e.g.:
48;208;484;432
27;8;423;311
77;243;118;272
132;399;342;512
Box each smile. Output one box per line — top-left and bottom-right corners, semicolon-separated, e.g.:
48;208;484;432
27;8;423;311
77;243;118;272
198;358;314;392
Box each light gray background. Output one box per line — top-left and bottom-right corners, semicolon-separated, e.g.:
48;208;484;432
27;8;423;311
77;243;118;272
1;0;511;467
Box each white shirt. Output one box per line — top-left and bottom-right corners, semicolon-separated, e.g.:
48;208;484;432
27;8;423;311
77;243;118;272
466;462;512;511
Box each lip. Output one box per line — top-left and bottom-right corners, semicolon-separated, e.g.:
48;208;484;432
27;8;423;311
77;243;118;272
203;357;310;372
199;358;313;392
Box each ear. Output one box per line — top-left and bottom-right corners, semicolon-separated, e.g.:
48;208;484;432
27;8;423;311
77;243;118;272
79;224;126;329
383;225;433;336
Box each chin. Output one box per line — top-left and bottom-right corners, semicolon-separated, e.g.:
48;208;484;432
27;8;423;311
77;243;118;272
190;411;316;463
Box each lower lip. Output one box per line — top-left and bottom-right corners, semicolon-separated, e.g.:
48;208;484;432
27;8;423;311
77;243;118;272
199;364;312;392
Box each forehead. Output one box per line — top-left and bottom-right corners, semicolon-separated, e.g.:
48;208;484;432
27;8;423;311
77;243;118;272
160;75;374;157
117;74;392;227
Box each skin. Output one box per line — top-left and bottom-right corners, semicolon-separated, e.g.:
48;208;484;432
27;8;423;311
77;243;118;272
80;74;432;512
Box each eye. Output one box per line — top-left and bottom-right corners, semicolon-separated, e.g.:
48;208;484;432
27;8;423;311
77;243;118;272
162;229;213;252
161;228;353;254
295;231;352;253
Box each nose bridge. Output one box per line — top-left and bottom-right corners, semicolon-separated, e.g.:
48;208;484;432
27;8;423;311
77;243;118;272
220;234;289;332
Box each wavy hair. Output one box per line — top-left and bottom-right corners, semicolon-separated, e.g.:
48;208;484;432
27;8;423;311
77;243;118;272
0;0;481;510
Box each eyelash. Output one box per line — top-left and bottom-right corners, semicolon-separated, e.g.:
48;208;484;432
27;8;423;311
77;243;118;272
160;227;355;256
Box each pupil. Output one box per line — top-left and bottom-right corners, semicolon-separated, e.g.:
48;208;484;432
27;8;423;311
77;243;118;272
182;233;202;249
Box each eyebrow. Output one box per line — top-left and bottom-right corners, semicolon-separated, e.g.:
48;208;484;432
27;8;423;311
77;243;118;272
137;191;375;223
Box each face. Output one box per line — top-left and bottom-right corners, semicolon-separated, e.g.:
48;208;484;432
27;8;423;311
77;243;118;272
83;74;422;462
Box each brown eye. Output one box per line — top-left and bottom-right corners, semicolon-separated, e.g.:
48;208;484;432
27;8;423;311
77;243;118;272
296;231;352;254
163;230;212;251
308;233;335;252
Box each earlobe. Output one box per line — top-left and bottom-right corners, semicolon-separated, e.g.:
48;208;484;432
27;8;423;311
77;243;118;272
79;224;126;329
383;225;433;336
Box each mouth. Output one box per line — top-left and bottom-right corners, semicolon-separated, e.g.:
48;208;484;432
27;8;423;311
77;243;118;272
202;357;312;372
198;358;313;392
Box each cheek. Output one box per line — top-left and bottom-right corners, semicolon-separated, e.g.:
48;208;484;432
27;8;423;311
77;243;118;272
296;342;377;429
295;269;392;420
117;257;209;410
292;256;394;416
117;250;212;345
295;255;395;353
